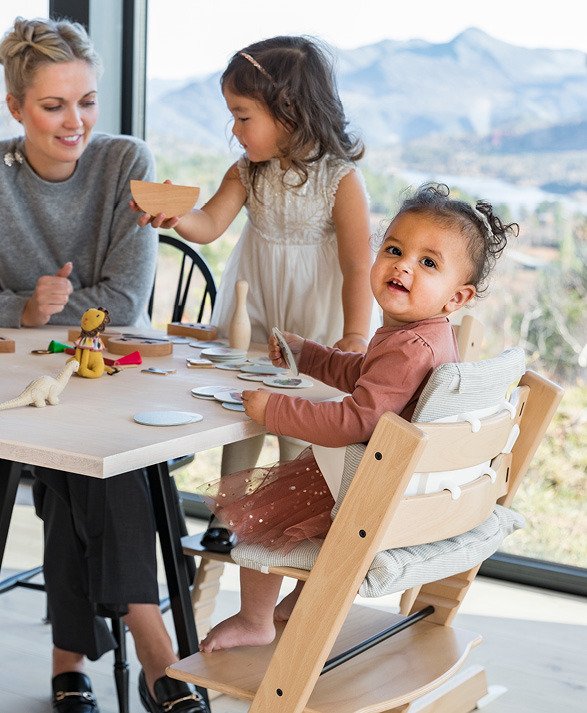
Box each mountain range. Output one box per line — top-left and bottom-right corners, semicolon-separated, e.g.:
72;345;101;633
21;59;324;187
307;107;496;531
147;27;587;154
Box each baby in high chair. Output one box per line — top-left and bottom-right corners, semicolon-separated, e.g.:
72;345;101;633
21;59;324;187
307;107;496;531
198;183;518;652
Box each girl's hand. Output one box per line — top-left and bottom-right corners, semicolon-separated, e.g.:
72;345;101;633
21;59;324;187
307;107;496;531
130;179;182;230
21;262;74;327
334;333;369;353
242;389;271;424
268;331;304;368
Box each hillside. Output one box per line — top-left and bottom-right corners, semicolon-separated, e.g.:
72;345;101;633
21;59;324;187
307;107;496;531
147;28;587;152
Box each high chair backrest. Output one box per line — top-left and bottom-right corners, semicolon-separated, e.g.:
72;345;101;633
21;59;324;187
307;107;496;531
454;313;485;361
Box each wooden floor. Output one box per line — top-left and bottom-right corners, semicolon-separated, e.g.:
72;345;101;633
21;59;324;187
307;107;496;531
1;487;585;713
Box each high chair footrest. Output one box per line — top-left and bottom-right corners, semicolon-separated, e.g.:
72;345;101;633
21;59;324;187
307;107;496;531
166;604;481;713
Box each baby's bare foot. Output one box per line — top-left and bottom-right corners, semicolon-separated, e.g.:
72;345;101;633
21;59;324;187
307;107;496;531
274;588;302;623
199;614;276;653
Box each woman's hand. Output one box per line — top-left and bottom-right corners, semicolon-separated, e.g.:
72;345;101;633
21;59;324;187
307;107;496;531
268;331;304;368
130;179;182;230
21;262;73;327
242;389;271;424
334;333;369;353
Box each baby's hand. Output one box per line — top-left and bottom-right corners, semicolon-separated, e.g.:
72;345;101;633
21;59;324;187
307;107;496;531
268;331;304;367
242;389;271;424
130;179;182;230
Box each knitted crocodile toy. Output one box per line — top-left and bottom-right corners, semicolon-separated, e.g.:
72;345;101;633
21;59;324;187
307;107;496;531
0;360;79;410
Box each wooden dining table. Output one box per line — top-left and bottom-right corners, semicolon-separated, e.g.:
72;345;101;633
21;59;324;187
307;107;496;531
0;326;341;690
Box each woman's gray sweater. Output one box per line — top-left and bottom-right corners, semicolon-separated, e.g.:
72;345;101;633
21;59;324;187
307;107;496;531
0;132;157;327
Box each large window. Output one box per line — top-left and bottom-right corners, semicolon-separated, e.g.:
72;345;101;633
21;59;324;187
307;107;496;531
2;1;582;583
0;2;49;140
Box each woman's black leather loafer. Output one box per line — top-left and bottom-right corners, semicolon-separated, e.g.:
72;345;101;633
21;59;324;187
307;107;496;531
52;672;99;713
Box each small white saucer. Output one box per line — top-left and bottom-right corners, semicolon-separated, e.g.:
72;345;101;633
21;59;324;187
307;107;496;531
189;340;226;349
133;410;203;426
201;346;247;359
215;361;248;370
237;373;267;382
272;326;298;375
222;402;246;412
240;363;286;375
191;385;227;398
213;389;243;404
262;376;313;389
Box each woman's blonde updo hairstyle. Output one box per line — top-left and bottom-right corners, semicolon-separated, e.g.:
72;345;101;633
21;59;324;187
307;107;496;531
0;16;102;103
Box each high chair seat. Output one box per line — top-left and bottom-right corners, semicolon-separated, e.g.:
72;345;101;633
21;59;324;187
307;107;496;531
225;504;523;597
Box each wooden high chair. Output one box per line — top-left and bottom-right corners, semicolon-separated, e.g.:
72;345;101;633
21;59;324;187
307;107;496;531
186;314;487;647
173;350;562;712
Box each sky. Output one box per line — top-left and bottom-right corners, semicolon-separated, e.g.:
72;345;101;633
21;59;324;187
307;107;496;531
0;0;585;80
146;0;587;79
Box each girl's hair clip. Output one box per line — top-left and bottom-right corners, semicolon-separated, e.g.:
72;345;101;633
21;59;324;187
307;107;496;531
240;52;276;85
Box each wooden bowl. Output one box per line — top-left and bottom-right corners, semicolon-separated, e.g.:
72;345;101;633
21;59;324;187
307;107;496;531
107;336;173;357
0;336;15;353
130;180;200;217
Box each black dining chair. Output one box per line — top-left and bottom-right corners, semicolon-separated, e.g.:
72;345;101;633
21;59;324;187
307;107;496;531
148;233;217;326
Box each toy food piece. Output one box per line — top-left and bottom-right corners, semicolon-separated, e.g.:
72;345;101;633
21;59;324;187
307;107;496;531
130;180;200;217
67;328;117;348
48;340;71;353
107;336;173;356
109;351;142;366
0;336;15;353
167;322;218;340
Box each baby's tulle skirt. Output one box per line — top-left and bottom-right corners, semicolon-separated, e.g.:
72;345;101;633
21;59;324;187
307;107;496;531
198;447;335;553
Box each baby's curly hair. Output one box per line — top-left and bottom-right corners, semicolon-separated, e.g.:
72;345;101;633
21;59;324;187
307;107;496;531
394;183;519;296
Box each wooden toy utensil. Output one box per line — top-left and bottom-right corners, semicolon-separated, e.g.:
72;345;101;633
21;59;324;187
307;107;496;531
167;322;218;340
228;280;251;352
130;180;200;217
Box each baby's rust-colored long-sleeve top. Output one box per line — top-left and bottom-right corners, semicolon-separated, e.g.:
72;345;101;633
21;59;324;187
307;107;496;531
264;316;459;447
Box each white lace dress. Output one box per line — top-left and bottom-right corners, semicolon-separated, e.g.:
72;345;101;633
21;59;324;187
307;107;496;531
211;154;357;345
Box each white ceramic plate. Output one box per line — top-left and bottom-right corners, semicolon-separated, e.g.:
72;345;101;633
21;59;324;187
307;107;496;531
237;373;267;382
240;363;287;375
133;410;203;426
201;346;246;359
272;326;298;376
262;376;313;389
190;385;228;398
189;340;227;349
222;402;246;412
213;389;243;405
215;361;248;370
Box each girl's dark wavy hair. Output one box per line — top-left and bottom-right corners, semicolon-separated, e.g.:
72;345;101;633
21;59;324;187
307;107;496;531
221;35;364;192
395;184;519;296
